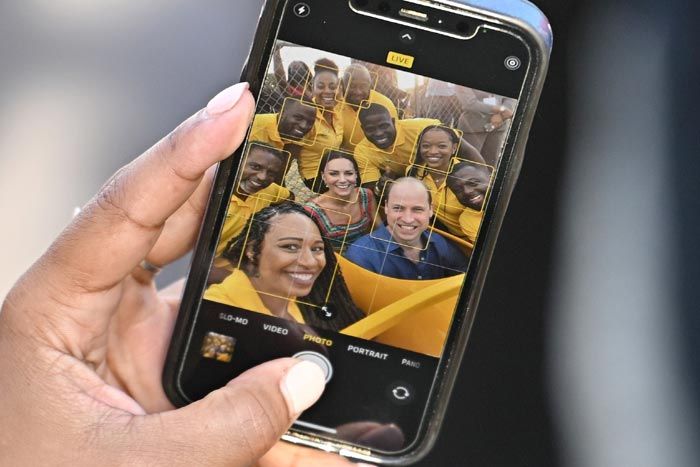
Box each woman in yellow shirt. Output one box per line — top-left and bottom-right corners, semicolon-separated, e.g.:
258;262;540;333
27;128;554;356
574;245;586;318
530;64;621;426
407;126;488;246
206;202;364;331
296;58;345;186
409;125;460;184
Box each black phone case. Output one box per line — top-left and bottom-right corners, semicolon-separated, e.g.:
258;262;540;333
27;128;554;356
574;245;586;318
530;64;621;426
163;1;552;464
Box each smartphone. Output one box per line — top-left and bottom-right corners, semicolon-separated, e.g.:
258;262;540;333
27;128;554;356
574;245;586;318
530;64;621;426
164;0;552;464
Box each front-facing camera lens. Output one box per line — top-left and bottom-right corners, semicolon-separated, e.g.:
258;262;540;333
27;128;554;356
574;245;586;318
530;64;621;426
456;21;470;33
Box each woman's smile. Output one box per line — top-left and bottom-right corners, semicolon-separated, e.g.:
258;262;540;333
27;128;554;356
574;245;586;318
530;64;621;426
250;213;326;299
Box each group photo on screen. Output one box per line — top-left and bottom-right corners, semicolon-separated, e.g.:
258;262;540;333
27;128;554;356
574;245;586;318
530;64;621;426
204;41;517;357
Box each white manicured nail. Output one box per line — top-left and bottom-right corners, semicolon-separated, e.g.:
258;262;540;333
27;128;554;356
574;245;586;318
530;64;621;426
280;360;326;416
206;82;249;115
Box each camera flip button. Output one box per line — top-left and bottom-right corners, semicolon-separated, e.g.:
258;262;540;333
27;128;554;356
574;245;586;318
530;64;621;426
292;351;333;383
387;381;414;405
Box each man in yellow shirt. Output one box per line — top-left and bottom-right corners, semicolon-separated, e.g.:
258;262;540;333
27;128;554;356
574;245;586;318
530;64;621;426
297;106;344;183
338;64;399;152
354;104;484;187
210;143;293;281
249;98;317;150
443;161;492;247
250;97;341;184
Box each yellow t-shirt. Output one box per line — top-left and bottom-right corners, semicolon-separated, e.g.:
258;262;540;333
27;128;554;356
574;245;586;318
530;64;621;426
458;208;484;250
297;107;344;180
249;113;285;149
421;173;484;247
354;118;440;184
216;183;291;259
340;90;399;153
204;269;305;323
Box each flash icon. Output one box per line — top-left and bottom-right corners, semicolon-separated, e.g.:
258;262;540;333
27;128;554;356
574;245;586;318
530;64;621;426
293;2;311;18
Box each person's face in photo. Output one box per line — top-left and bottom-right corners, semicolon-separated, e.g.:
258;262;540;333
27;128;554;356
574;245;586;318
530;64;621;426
277;100;316;141
419;128;458;171
448;165;490;211
384;182;433;247
361;112;397;149
251;213;327;298
287;61;310;89
322;157;357;198
237;147;285;196
312;70;339;109
342;67;372;106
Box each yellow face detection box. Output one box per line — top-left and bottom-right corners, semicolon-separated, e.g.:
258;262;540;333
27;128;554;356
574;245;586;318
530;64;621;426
386;51;414;69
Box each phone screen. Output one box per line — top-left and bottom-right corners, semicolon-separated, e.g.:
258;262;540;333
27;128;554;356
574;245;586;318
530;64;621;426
173;0;530;455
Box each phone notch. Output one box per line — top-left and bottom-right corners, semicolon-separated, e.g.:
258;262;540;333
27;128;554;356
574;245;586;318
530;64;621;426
349;0;481;40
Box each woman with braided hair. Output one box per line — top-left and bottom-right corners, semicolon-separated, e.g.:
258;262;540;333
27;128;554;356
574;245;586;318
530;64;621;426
205;202;364;331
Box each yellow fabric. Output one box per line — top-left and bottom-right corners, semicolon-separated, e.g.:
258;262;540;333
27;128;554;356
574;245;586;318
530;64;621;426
421;173;483;248
297;108;344;180
431;227;473;255
459;208;484;249
249;113;285;149
215;184;291;261
204;269;305;323
340;90;399;153
337;254;461;357
354;118;440;183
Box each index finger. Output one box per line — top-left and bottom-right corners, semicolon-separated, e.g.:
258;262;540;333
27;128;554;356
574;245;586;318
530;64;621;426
45;83;255;293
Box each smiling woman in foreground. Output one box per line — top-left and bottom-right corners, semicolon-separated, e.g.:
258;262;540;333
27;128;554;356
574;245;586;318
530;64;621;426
206;202;365;331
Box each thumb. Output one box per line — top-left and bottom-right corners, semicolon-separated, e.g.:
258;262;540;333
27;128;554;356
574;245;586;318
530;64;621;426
129;359;326;466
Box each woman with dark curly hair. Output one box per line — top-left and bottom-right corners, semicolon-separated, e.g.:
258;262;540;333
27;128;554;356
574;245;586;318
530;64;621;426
205;202;364;331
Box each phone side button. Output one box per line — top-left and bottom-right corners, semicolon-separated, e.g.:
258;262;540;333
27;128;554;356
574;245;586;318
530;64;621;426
292;351;333;383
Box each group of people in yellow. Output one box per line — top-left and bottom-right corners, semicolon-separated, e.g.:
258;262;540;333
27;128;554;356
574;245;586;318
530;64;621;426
203;55;501;355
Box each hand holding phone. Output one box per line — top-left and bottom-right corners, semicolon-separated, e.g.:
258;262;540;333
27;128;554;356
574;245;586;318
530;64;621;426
0;84;356;467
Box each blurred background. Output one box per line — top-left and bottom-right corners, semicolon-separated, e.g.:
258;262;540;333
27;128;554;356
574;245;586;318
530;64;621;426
1;1;697;466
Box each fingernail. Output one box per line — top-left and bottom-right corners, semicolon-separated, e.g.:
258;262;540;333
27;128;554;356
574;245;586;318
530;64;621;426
206;82;249;115
280;360;326;416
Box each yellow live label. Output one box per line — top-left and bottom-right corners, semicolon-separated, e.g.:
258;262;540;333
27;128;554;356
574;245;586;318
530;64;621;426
386;51;414;69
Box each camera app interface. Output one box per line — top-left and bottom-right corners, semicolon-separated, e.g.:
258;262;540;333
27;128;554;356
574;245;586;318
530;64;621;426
208;41;515;354
189;39;519;452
